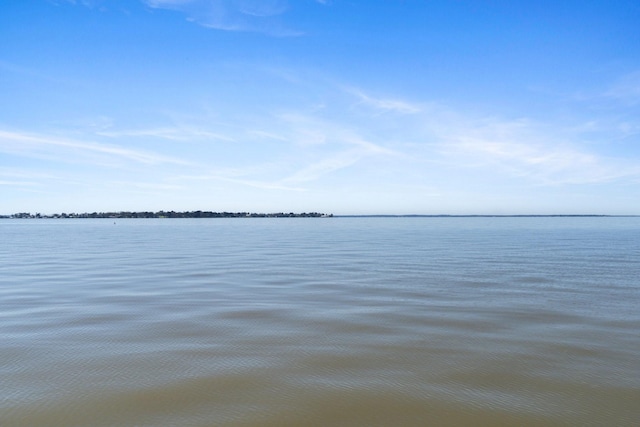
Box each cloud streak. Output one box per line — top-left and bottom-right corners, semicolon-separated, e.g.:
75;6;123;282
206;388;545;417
280;150;363;184
97;126;234;142
432;116;640;185
0;129;188;166
605;70;640;104
175;172;306;192
347;88;422;115
142;0;301;35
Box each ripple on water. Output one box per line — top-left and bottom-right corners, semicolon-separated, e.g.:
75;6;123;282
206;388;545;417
1;218;639;426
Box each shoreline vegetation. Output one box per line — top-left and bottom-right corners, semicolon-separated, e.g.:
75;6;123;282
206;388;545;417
2;211;332;219
0;212;627;219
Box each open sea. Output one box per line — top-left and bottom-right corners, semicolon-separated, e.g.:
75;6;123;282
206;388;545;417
1;217;639;426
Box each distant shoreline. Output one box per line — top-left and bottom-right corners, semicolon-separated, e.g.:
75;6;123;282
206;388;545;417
1;211;332;219
2;212;637;219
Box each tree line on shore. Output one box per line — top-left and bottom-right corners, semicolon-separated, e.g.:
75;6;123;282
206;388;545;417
2;211;332;219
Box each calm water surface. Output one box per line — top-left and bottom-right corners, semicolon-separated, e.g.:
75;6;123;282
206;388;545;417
1;217;639;426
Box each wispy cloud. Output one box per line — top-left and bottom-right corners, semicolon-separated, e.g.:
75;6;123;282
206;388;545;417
277;111;400;155
97;126;234;142
346;87;422;115
0;180;39;187
175;172;306;191
0;168;57;180
0;59;77;85
433;116;640;185
142;0;302;35
245;129;289;142
0;129;188;166
604;70;640;104
60;0;306;35
110;181;185;191
280;149;362;184
267;111;402;184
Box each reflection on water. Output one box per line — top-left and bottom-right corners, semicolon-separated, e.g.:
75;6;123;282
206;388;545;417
1;218;639;426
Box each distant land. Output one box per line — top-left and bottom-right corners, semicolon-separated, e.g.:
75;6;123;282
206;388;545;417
2;212;635;219
2;211;332;219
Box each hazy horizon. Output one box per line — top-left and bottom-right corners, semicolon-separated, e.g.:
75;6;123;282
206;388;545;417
2;210;634;218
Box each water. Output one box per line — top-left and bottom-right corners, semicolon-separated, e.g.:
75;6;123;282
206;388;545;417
1;217;639;426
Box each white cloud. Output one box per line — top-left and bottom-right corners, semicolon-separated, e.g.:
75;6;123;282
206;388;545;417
338;131;400;156
605;71;640;104
276;111;400;156
62;0;304;35
281;149;362;184
175;172;306;191
433;116;640;185
97;126;234;142
110;181;184;191
142;0;301;35
236;0;288;17
258;110;403;186
0;129;188;166
245;130;289;142
0;180;38;187
347;87;422;115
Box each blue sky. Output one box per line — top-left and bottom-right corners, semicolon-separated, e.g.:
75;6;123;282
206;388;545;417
1;0;639;215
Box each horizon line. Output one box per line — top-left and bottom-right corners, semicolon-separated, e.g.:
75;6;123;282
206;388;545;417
2;211;639;219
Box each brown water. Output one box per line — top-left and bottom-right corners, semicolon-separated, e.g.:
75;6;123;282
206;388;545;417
1;217;639;426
